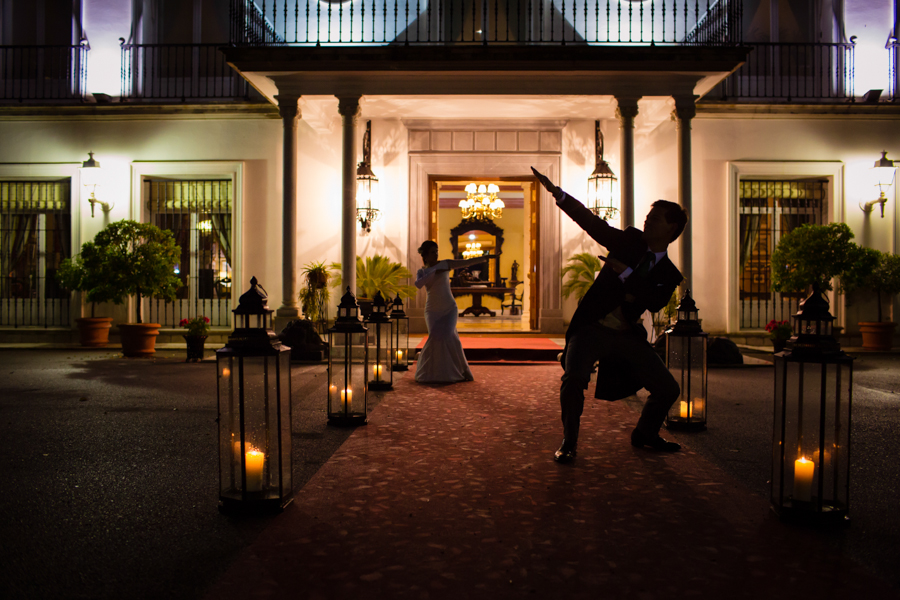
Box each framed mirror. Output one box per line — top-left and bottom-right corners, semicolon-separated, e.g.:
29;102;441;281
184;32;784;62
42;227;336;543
450;219;504;287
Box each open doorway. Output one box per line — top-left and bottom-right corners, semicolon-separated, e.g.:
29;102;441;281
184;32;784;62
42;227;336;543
428;175;540;332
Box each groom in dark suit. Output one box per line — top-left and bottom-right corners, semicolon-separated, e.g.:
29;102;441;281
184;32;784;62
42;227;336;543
532;167;687;463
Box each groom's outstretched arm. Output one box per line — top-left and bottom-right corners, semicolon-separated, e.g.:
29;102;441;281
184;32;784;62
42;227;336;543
531;167;626;250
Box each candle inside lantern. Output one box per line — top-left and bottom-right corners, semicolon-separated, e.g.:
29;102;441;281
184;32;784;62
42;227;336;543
793;456;815;502
395;350;404;362
679;401;692;419
245;447;265;492
222;367;231;377
693;397;704;415
373;364;383;378
341;388;352;405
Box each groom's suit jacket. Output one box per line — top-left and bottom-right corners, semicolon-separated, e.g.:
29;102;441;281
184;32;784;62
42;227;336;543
558;193;683;400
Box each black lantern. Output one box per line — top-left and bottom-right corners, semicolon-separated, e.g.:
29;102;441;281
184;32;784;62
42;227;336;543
772;286;853;523
664;290;708;431
364;292;393;391
389;293;410;371
328;288;369;425
356;121;380;234
216;277;292;512
586;120;618;221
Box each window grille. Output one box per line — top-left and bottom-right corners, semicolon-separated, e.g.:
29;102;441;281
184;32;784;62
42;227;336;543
738;179;826;330
145;179;233;329
0;180;71;327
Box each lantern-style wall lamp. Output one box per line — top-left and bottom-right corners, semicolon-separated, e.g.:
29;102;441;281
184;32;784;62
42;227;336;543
365;292;393;391
390;293;410;371
771;285;853;523
328;288;369;425
860;151;895;218
586;120;618;221
217;277;293;512
664;290;708;431
357;121;380;234
80;152;113;218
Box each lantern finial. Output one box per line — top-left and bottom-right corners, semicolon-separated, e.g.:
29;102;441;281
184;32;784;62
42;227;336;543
234;276;269;315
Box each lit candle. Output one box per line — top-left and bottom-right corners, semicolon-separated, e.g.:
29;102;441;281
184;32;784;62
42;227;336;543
679;401;692;419
793;457;815;502
222;367;231;377
341;388;352;406
245;446;265;492
396;350;404;362
373;364;383;378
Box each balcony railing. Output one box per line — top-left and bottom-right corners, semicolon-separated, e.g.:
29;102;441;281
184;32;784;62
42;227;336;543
889;39;898;102
0;43;88;102
230;0;742;46
120;43;255;102
704;42;855;102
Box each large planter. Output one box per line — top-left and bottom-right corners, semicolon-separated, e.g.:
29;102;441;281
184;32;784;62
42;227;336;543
183;335;207;362
119;323;161;357
75;317;113;347
859;322;896;351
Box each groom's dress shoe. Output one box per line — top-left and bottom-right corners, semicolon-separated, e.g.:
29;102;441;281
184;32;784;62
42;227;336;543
631;428;681;452
554;441;577;463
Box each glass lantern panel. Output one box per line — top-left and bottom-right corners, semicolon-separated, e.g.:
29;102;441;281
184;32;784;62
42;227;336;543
238;356;273;494
772;358;851;515
217;354;236;496
328;330;368;418
368;320;392;387
277;351;292;497
392;317;410;369
666;334;708;424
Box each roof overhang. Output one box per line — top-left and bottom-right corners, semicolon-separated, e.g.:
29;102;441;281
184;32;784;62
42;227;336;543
221;45;749;105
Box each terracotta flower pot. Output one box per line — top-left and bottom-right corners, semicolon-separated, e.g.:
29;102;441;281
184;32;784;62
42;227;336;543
183;334;207;362
859;322;896;351
75;317;113;347
118;323;161;357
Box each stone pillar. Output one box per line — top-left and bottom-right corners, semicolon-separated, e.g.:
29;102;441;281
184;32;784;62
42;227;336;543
616;97;640;228
674;96;697;290
337;96;361;297
274;95;300;324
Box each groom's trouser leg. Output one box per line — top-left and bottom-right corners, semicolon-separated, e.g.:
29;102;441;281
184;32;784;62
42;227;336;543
559;323;606;445
615;334;681;436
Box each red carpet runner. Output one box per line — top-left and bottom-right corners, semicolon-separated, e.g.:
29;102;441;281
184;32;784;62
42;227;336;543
207;366;896;600
416;335;563;361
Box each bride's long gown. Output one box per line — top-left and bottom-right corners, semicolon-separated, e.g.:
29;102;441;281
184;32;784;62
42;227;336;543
415;260;474;383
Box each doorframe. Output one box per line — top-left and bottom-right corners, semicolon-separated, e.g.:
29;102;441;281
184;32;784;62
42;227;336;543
429;174;541;330
409;154;563;333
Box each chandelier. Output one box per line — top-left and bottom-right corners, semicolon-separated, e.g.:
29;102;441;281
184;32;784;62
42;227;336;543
462;242;483;259
460;183;504;221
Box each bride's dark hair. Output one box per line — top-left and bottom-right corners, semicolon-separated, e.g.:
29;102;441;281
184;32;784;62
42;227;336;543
417;240;438;256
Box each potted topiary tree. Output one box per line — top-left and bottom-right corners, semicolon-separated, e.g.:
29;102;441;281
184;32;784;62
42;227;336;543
57;255;116;346
840;247;900;350
71;220;182;357
772;222;857;344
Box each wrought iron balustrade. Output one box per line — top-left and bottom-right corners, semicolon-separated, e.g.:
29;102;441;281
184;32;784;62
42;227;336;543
121;43;254;101
705;42;855;102
0;44;87;102
230;0;741;46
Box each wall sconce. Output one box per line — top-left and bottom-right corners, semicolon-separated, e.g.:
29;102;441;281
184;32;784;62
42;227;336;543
860;151;895;218
587;120;618;221
80;152;113;218
356;121;380;234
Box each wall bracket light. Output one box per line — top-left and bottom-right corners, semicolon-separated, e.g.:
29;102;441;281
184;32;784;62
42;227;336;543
80;152;113;218
860;151;895;218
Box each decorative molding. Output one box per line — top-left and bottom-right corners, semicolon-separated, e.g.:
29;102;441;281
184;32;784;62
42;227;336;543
408;128;564;154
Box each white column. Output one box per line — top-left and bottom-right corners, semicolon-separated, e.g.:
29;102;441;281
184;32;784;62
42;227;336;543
337;96;361;297
275;94;301;320
615;97;640;229
674;96;697;290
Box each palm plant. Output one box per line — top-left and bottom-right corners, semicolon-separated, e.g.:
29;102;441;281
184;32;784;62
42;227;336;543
331;255;415;300
561;252;604;302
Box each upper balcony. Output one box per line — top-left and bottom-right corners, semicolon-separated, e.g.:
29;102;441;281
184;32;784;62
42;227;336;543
230;0;742;46
0;44;88;103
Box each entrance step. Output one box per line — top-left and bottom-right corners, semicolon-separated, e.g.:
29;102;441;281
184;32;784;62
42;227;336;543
415;335;564;362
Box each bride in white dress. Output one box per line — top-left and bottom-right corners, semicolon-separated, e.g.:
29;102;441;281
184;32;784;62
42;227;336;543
414;240;490;383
